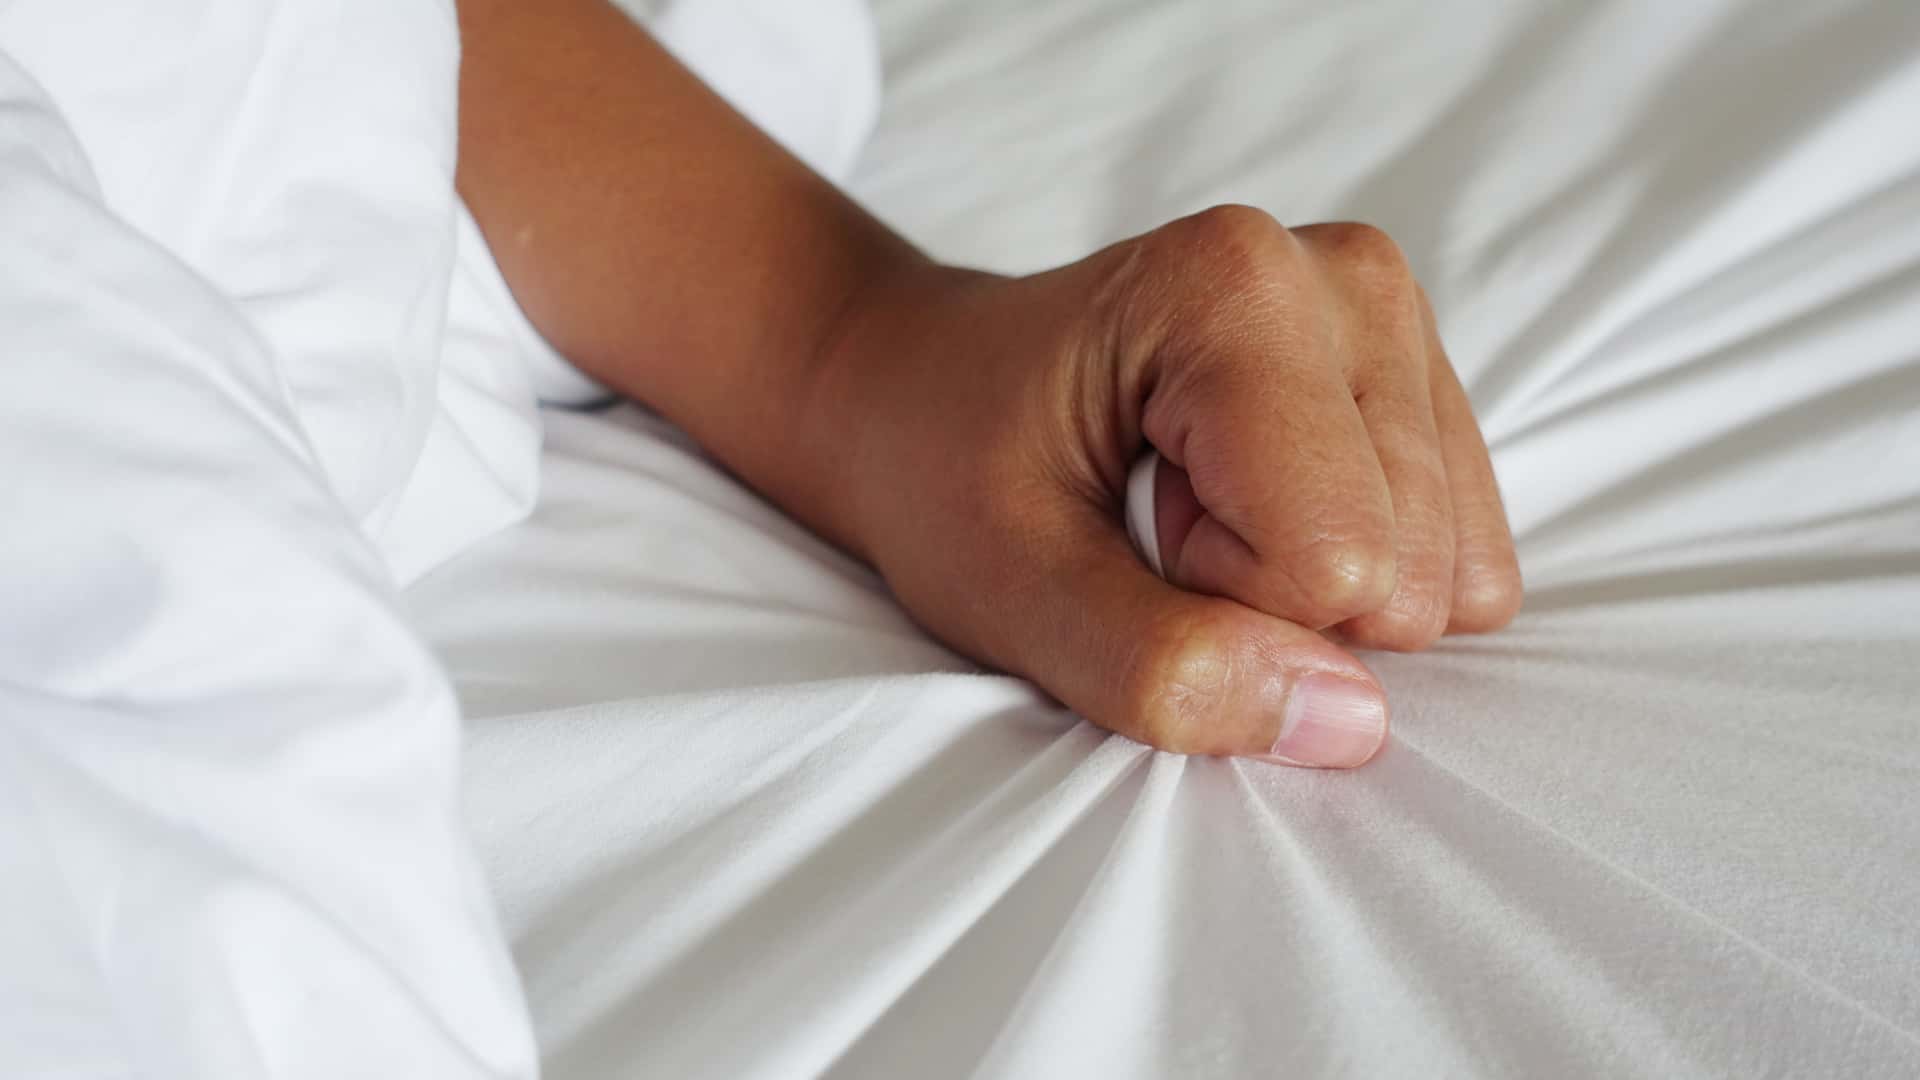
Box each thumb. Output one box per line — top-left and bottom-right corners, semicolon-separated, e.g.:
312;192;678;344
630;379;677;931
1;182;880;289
1013;491;1388;768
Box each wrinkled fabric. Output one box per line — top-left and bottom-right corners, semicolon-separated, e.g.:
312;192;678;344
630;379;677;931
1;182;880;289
407;1;1920;1076
0;27;536;1077
0;0;544;583
0;1;886;1074
0;0;550;1073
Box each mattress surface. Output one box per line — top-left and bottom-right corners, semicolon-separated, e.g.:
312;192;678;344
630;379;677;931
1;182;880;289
406;1;1920;1075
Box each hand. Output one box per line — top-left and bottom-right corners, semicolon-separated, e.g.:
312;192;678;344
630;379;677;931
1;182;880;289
451;8;1519;767
820;206;1522;767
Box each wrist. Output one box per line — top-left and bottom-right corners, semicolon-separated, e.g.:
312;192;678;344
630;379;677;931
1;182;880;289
798;258;999;565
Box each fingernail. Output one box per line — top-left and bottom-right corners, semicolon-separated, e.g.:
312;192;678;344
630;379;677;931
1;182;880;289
1259;673;1388;768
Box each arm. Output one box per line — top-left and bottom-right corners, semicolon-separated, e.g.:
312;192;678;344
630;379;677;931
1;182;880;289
454;0;1522;767
454;0;913;556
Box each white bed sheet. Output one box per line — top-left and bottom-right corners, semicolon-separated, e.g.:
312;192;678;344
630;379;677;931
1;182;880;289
407;1;1920;1076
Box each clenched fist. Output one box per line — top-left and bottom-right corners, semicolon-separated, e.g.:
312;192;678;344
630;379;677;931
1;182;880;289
819;206;1521;767
455;2;1520;768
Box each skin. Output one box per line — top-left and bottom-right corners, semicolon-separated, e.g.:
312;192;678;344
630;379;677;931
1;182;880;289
453;0;1522;767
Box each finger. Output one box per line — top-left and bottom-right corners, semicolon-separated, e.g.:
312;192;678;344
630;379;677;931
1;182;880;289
1146;414;1450;652
1147;453;1204;574
1329;300;1456;652
987;499;1389;767
1133;454;1365;649
1145;337;1398;631
1250;223;1453;652
1424;303;1523;632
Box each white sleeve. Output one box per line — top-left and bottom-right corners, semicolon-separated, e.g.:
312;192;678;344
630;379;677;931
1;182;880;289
0;55;536;1079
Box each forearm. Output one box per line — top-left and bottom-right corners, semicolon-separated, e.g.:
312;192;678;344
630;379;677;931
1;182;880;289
453;0;926;553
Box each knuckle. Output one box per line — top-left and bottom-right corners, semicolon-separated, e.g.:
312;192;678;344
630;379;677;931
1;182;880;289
1159;204;1293;287
1310;220;1407;268
1113;204;1294;354
1282;536;1398;626
1125;204;1310;368
1123;610;1241;754
1343;589;1451;652
1179;203;1285;251
1304;220;1413;289
1449;563;1525;633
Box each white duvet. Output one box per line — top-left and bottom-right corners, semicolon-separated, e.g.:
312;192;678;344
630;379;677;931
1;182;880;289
0;1;543;1074
4;0;1918;1077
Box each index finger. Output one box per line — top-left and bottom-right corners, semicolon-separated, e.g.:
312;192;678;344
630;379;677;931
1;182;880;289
1143;332;1399;630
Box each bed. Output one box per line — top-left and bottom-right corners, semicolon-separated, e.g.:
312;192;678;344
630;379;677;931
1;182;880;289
399;1;1920;1077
